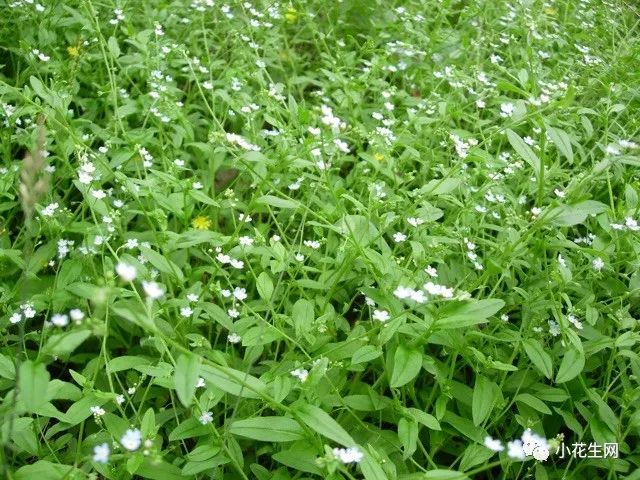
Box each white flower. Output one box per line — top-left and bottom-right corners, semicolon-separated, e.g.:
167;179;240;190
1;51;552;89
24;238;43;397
393;286;413;299
425;265;438;277
393;232;407;242
625;217;639;231
407;217;424;227
196;377;206;388
199;411;213;425
228;308;240;318
410;289;426;303
120;429;142;451
521;429;549;457
532;444;550;461
202;81;213;90
116;262;137;281
303;240;321;249
233;287;247;301
554;188;566;198
500;103;515;117
295;253;305;262
507;440;526;460
69;309;84;322
372;309;390;322
230;258;244;269
41;202;59;217
228;333;242;343
90;406;105;417
51;313;69;327
9;312;22;324
180;306;193;317
115;394;125;405
239;236;254;246
91;189;107;199
93;443;110;463
290;368;309;382
142;281;165;300
332;446;364;464
592;257;604;271
192;182;203;190
484;436;504;452
21;306;40;322
187;293;199;302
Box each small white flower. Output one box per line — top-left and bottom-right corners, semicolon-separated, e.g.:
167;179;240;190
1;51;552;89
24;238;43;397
9;312;22;324
303;240;321;249
91;189;107;199
115;262;137;281
425;265;438;277
115;394;125;405
51;313;69;327
228;332;242;343
69;309;84;322
295;253;305;262
484;436;504;452
180;306;194;317
507;440;526;460
500;102;515;117
93;443;110;463
393;286;413;299
120;429;142;451
196;377;206;388
393;232;407;242
233;287;248;301
554;188;566;198
592;257;604;271
290;368;309;382
332;446;364;464
90;406;105;417
199;411;213;425
142;281;165;300
372;309;390;322
407;217;424;227
228;308;240;318
239;236;254;246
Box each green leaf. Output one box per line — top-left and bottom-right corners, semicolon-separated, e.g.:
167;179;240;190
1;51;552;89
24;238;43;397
140;247;184;282
420;178;462;196
229;416;305;442
257;194;299;209
107;36;120;57
42;330;91;357
556;348;585;383
398;417;418;459
360;447;388;480
390;344;422;388
515;393;552;414
189;189;219;206
272;444;322;474
199;364;267;399
546;126;573;163
437;299;505;329
168;418;210;441
506;129;542;177
472;375;498;426
523;339;553;379
256;271;274;301
173;354;200;407
294;403;355;447
292;298;314;339
424;470;470;480
19;361;50;413
14;461;77;480
550;200;608;226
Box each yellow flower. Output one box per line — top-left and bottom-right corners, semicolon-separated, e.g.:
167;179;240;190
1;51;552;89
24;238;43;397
373;153;385;162
191;215;211;230
285;7;298;23
67;46;80;58
544;7;557;15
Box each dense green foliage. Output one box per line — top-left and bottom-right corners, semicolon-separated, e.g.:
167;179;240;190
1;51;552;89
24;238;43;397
1;0;640;479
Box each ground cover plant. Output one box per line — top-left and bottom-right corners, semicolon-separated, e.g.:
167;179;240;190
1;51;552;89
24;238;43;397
1;0;640;478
